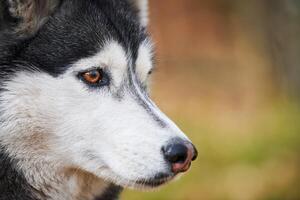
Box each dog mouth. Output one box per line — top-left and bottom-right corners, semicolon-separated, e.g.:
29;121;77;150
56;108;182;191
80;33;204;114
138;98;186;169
135;173;175;188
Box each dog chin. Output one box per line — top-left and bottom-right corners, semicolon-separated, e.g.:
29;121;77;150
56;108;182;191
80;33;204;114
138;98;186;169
126;174;177;190
133;173;176;190
97;169;176;190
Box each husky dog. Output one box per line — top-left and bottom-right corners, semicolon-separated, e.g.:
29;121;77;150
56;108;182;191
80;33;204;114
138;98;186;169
0;0;198;199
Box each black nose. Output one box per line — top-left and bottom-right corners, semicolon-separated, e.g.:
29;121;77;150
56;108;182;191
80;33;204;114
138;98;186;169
164;143;188;163
191;143;198;161
162;141;197;173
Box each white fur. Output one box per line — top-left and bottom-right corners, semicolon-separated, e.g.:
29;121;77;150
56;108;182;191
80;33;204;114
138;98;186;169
130;0;149;27
70;41;128;89
0;40;191;199
136;40;153;83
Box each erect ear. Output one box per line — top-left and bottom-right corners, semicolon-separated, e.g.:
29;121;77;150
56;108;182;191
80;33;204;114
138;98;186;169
129;0;149;27
0;0;60;35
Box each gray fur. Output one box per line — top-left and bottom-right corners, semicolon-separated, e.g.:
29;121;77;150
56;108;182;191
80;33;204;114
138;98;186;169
6;0;60;34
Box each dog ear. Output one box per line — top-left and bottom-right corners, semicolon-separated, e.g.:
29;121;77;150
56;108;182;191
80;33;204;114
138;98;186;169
0;0;60;35
129;0;149;27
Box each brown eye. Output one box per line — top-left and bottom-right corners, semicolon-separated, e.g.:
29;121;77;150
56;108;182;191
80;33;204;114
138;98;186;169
78;68;109;87
82;69;102;84
148;69;153;75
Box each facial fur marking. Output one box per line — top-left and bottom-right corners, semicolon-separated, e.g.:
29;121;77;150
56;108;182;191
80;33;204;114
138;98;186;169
129;0;149;27
127;39;170;128
128;60;167;128
68;41;128;91
135;39;154;83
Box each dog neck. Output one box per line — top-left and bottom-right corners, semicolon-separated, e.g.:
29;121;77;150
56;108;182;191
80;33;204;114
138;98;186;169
0;143;123;200
0;110;123;200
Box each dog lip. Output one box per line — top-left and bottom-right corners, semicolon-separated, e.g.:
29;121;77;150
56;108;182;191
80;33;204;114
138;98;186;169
180;162;191;173
135;173;174;187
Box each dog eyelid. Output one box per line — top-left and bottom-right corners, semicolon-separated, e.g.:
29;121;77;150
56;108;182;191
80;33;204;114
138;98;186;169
148;69;153;75
77;67;110;88
147;66;156;76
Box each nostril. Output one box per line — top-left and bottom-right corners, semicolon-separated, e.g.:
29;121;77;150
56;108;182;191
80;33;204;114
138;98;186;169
191;144;198;161
163;143;188;164
163;139;197;173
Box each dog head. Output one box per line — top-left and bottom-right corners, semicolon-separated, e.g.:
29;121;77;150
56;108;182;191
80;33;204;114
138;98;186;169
0;0;197;189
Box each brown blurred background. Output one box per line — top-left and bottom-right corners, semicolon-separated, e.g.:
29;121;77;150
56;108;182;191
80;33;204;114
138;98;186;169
123;0;300;199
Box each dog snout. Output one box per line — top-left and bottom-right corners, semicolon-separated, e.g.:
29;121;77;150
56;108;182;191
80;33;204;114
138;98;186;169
162;140;198;174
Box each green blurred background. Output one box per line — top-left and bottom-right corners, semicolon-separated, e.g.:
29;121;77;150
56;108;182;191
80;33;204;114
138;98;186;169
123;0;300;199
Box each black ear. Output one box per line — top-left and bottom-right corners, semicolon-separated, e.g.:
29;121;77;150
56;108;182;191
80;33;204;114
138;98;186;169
128;0;148;27
0;0;60;35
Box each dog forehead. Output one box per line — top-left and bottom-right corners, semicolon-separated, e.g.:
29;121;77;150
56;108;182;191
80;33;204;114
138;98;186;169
71;41;128;72
18;0;145;76
70;39;154;77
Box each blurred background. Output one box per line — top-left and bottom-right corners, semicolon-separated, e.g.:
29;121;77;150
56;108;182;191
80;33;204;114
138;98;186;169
123;0;300;199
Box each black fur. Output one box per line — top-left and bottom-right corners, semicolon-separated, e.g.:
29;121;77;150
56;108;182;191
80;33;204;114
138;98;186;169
0;0;146;76
0;145;123;200
0;145;43;200
95;185;123;200
0;0;149;199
